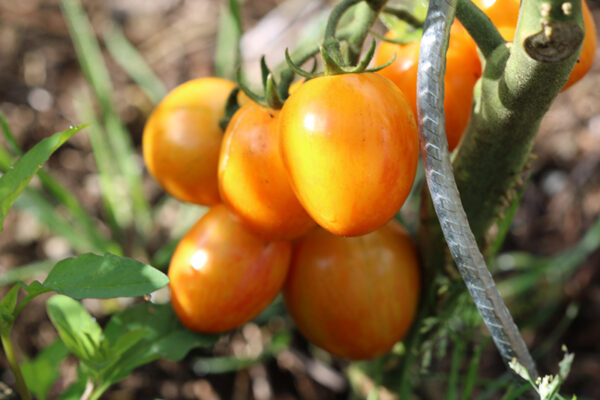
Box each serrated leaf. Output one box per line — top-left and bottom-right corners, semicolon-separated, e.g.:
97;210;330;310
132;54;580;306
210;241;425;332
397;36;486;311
21;339;69;400
0;125;84;231
43;253;169;299
215;0;242;80
47;294;102;363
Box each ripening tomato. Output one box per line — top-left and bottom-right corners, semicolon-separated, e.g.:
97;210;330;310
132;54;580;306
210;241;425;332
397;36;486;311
283;222;421;360
472;0;520;28
473;0;596;91
143;78;236;205
218;103;315;240
374;23;482;151
279;73;419;237
169;204;291;333
562;1;596;90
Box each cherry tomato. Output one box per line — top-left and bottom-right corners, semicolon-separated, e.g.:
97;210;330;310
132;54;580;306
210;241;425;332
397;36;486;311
374;23;482;151
168;204;291;333
562;1;596;90
279;73;419;237
283;222;421;360
472;0;520;28
143;78;235;205
473;0;596;91
218;103;315;240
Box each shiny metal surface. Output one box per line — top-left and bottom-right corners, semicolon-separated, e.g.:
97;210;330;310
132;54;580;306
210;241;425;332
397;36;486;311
415;0;539;380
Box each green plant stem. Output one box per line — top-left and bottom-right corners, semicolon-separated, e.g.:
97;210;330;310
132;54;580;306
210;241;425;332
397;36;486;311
345;0;388;64
455;0;505;58
453;0;584;247
382;6;423;28
323;0;363;64
1;330;32;400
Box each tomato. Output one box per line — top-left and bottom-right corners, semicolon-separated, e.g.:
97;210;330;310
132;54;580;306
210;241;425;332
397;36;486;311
143;78;235;205
283;222;421;360
218;103;315;240
473;0;596;91
562;1;596;90
279;73;419;237
168;204;291;333
374;23;482;151
472;0;520;28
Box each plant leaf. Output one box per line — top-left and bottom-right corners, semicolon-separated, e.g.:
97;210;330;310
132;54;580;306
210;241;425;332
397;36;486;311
47;294;102;363
43;253;169;299
215;0;243;80
100;302;218;384
21;339;70;400
0;124;84;231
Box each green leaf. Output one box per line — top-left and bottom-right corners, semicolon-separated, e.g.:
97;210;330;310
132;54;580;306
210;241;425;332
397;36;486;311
0;124;84;231
0;110;22;156
100;302;218;383
62;0;151;233
43;253;169;299
21;339;69;400
0;285;20;315
0;285;20;333
47;294;103;363
215;0;243;80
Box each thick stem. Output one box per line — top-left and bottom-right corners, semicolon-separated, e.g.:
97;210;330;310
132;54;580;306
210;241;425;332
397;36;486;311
416;0;539;382
1;330;32;400
345;0;388;64
453;0;584;246
456;0;506;58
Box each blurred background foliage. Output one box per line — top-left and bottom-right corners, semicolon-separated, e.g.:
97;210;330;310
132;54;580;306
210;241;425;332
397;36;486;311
0;0;599;398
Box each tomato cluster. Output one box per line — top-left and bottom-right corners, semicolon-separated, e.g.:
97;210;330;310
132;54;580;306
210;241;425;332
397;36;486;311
143;70;421;359
374;0;596;151
473;0;596;91
375;22;481;151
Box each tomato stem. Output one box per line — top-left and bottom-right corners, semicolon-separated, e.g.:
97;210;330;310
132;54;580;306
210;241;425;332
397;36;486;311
455;0;506;58
0;330;32;400
381;6;424;29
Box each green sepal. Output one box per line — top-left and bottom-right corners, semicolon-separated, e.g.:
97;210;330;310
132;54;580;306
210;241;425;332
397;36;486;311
285;48;322;79
236;68;266;105
219;87;242;132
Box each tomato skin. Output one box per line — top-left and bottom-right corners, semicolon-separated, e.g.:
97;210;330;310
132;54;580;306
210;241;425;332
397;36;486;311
473;0;596;91
375;24;481;151
218;103;315;240
168;204;291;333
143;78;235;205
279;73;419;237
283;222;421;360
562;1;596;90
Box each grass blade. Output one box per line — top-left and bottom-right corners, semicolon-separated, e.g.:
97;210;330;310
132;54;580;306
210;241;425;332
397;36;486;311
215;0;243;80
103;25;167;105
61;0;151;234
0;111;23;156
0;125;83;231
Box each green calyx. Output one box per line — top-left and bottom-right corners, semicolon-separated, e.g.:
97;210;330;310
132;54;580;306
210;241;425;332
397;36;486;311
234;56;291;111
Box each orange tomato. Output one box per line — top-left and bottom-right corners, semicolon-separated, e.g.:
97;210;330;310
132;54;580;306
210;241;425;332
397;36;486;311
218;103;315;240
283;222;421;360
143;78;235;205
168;204;291;333
472;0;520;28
374;23;482;151
279;73;419;237
473;0;596;90
563;1;596;90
